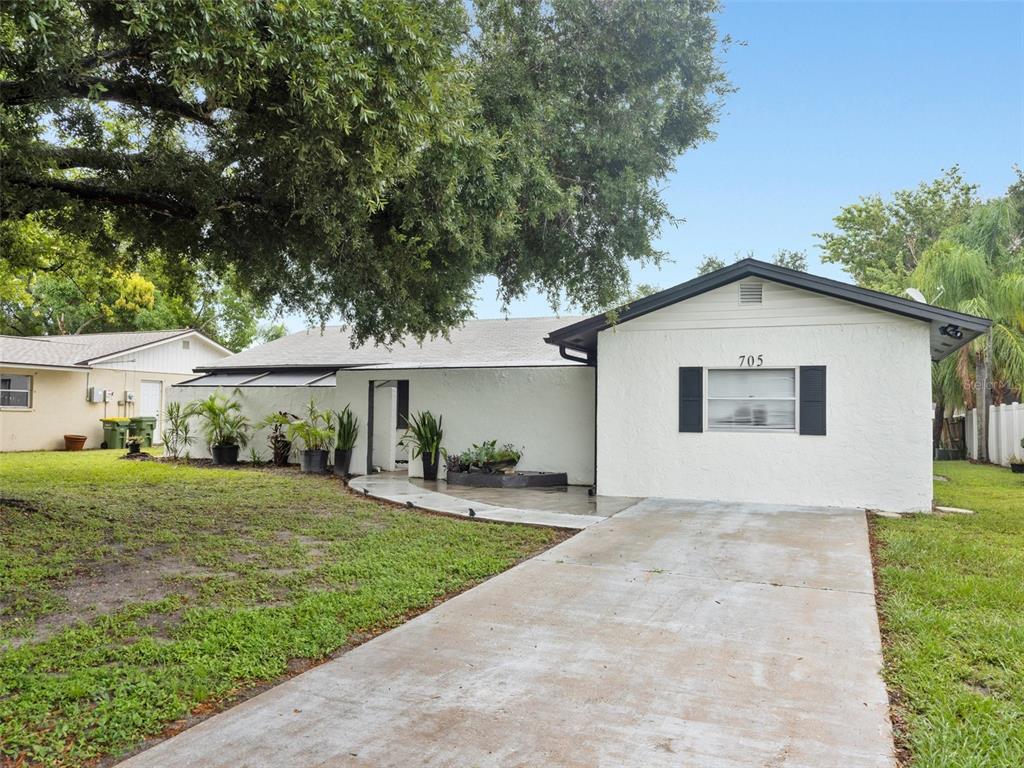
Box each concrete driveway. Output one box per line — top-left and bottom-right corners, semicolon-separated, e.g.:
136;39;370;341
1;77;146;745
121;499;895;768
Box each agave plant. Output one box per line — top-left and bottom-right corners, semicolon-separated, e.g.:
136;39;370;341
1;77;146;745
188;390;251;448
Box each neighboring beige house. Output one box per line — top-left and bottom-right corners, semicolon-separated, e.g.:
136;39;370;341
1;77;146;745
0;329;231;452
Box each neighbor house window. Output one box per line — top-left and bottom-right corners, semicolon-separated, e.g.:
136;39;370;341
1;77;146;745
707;369;795;431
0;373;32;408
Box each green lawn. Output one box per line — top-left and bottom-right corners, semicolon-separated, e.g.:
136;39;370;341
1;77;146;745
873;461;1024;767
0;450;564;767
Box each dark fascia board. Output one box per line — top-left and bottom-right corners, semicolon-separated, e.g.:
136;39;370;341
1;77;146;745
545;258;992;354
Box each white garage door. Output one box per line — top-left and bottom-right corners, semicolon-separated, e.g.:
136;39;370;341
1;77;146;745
140;380;163;442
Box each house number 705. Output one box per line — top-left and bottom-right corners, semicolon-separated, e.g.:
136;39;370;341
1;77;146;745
738;354;764;367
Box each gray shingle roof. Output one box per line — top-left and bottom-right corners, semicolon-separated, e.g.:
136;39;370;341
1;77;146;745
203;317;585;371
1;329;194;368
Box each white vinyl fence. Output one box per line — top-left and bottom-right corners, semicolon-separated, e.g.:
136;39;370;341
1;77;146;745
966;402;1024;465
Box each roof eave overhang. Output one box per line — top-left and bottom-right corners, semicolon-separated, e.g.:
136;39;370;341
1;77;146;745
544;260;992;363
0;361;92;372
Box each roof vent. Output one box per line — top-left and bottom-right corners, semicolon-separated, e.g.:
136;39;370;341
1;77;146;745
739;282;763;305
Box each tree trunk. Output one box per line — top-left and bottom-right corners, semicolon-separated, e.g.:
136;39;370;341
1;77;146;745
975;345;991;463
933;398;945;455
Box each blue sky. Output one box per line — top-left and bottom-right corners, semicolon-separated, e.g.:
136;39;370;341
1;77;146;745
283;0;1023;330
470;0;1024;319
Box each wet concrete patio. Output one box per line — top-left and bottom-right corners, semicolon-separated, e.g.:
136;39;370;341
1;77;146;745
349;471;638;529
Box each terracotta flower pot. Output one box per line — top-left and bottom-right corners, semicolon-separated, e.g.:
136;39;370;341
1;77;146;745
64;434;87;451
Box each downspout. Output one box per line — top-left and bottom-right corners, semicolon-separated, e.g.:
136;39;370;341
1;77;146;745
557;344;598;494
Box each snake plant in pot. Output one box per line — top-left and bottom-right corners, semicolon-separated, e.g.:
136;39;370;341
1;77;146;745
188;390;251;465
288;399;335;473
400;411;444;481
332;405;359;477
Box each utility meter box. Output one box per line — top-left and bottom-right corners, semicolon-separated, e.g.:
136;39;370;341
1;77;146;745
124;391;135;403
104;389;115;403
88;386;105;403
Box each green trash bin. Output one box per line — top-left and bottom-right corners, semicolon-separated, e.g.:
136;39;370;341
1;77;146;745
129;416;157;448
100;418;131;449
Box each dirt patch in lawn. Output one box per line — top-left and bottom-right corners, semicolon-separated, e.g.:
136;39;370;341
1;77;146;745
5;553;212;647
865;513;913;768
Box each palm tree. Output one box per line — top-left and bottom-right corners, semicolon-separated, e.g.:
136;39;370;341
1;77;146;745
912;199;1024;461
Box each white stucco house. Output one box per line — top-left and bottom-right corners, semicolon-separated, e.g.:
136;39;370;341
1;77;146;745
172;259;989;512
0;329;231;451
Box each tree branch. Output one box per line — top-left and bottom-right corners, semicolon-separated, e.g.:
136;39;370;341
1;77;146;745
36;145;141;171
1;76;216;126
6;174;198;219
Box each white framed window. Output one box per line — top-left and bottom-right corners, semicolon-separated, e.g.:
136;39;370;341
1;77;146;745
0;373;33;408
707;368;796;431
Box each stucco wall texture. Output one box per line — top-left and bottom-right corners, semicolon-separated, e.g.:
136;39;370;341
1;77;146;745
171;366;596;485
337;366;595;485
596;282;934;512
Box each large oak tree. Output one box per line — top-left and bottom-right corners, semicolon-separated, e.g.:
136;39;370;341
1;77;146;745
2;0;728;342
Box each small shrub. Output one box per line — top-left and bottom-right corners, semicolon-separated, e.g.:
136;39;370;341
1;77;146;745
256;411;297;465
161;401;193;460
454;440;522;473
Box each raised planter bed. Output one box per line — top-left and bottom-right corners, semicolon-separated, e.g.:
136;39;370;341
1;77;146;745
446;470;568;488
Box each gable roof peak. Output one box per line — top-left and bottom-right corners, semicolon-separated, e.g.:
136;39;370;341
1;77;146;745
545;257;990;363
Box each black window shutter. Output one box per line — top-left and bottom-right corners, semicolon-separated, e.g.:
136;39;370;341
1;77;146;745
799;366;826;435
678;367;703;433
396;380;410;429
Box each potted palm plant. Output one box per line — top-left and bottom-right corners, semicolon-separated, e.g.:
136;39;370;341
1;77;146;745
332;405;359;477
188;390;251;465
256;411;297;466
288;399;334;473
400;411;444;481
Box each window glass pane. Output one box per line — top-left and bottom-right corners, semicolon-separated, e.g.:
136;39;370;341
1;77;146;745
1;374;31;392
708;369;794;399
708;399;795;430
0;390;30;407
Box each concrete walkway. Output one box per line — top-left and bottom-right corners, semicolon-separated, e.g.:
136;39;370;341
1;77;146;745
120;499;895;768
349;472;616;529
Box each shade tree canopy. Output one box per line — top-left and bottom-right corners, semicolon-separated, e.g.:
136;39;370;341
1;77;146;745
1;0;729;344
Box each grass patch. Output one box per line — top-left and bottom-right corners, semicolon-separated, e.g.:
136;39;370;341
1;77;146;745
872;461;1024;767
0;450;564;767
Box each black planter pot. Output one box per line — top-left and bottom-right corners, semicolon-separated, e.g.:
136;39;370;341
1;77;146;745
333;447;353;477
422;451;439;481
300;449;329;474
211;444;239;465
1011;463;1024;474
